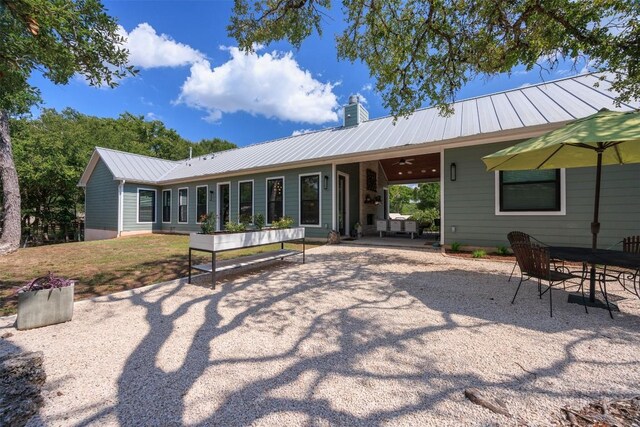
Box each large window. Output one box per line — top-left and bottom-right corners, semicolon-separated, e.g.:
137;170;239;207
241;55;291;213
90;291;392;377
178;188;188;223
266;177;284;224
300;174;320;225
499;169;561;212
138;189;156;223
196;185;208;222
238;181;253;222
162;190;171;223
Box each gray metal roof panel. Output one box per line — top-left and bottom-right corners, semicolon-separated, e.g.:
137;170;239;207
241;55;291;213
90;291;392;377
154;73;639;183
96;147;179;183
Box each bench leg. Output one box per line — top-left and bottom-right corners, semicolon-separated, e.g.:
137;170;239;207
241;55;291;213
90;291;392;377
188;248;192;284
212;251;216;289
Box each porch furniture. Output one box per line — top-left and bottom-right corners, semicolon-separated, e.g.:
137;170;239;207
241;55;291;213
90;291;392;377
511;243;583;317
377;220;388;237
188;227;306;288
623;235;640;254
507;231;532;282
376;219;419;239
389;220;402;234
548;246;640;318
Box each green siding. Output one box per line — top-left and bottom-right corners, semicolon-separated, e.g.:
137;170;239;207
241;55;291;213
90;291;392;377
159;164;334;238
85;159;118;231
444;142;640;248
122;184;162;232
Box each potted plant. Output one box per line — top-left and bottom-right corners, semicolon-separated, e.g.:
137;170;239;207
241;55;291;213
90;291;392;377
16;273;75;330
354;222;363;238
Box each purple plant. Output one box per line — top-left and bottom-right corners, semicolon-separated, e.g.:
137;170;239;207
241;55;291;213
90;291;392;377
17;272;74;294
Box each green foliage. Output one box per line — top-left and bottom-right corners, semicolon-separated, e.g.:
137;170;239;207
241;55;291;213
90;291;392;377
389;185;413;213
407;208;439;227
200;212;217;234
191;138;237;157
496;245;510;256
239;213;252;226
271;216;294;229
229;0;640;116
472;249;487;258
224;222;247;232
253;213;265;230
413;183;440;211
450;242;462;252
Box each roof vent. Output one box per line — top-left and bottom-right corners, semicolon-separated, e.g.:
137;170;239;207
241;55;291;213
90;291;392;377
344;94;368;127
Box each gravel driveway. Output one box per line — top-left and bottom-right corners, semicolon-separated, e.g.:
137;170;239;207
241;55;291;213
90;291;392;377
2;245;639;426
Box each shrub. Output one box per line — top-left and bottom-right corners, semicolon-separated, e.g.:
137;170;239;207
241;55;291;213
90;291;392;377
253;213;265;230
200;212;217;234
495;245;510;256
272;216;294;229
18;272;73;293
472;249;487;258
239;214;252;226
224;222;247;232
450;242;462;252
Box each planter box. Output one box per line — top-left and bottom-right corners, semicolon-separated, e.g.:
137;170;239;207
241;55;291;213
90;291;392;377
190;227;305;252
16;285;74;330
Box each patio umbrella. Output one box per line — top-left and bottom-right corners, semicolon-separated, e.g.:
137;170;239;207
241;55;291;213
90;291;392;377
482;108;640;301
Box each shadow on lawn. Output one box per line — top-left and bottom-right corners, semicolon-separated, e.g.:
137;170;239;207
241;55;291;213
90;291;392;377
70;249;640;426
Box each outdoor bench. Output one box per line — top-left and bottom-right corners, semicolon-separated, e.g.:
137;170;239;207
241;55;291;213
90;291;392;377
188;227;306;288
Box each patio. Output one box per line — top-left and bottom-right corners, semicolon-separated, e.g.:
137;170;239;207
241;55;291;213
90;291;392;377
2;245;639;425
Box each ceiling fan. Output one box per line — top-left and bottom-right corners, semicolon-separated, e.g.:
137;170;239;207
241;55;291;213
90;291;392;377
392;158;414;166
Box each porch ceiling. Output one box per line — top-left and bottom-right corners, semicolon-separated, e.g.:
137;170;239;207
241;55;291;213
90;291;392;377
379;153;440;183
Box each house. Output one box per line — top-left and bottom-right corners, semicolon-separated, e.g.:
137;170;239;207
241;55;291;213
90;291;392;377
79;74;640;248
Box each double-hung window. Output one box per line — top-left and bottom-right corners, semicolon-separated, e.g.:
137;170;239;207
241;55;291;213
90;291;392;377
196;186;208;223
162;190;171;223
178;188;188;223
266;178;284;224
499;169;562;212
238;181;253;222
299;174;320;226
138;189;156;223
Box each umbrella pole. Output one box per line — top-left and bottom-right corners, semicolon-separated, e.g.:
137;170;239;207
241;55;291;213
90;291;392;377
589;148;604;302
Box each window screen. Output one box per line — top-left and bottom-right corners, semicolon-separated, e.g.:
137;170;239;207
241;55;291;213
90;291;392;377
138;189;156;223
178;188;188;223
162;190;171;222
239;181;253;222
500;170;561;211
300;175;320;225
196;186;207;222
267;178;284;223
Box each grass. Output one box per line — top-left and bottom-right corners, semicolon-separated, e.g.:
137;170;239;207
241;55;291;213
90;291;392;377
0;234;319;316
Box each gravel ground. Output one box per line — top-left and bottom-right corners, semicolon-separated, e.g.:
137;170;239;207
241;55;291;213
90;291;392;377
1;245;639;426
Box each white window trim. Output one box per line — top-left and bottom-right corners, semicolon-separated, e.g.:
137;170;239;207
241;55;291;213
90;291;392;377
494;168;566;216
178;187;189;224
161;189;172;224
337;171;350;236
136;187;157;224
299;172;322;228
195;185;208;224
238;179;254;223
265;176;285;225
217;182;231;231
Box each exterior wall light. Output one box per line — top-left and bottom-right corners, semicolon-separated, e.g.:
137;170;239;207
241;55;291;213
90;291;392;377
209;190;215;201
324;175;329;190
450;163;457;181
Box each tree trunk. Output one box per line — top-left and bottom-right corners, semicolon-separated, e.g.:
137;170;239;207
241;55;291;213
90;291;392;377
0;110;21;255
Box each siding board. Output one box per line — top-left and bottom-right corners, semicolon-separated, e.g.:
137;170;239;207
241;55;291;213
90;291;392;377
85;159;118;231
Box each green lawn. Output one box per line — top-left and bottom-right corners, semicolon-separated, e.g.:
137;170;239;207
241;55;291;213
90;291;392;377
0;234;318;316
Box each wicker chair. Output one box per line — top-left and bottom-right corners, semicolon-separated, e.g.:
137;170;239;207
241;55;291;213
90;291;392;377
511;243;583;317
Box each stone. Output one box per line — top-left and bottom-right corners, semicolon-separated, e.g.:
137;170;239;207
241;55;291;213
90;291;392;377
0;351;46;427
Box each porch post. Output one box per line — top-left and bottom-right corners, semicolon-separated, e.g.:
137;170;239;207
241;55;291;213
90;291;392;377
331;163;337;231
439;149;445;246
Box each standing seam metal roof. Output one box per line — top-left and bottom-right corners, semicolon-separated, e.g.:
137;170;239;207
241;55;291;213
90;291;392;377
90;73;639;184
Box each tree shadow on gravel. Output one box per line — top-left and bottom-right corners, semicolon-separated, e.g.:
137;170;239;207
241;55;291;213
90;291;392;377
70;248;640;426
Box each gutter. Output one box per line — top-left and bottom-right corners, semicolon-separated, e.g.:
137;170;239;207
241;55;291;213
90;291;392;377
118;180;125;237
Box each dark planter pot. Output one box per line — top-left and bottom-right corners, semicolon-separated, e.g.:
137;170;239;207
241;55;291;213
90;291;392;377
16;285;74;330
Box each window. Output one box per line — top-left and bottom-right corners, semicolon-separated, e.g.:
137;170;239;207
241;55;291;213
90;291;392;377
162;190;171;223
178;188;188;223
138;189;156;223
300;174;320;225
499;169;561;212
238;181;253;222
196;186;208;222
266;178;284;224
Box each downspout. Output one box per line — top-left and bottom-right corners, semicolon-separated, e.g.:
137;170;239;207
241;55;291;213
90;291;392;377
118;180;125;237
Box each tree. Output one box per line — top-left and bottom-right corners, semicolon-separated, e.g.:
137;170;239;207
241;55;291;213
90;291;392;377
0;0;134;254
388;185;413;213
229;0;640;116
413;183;440;211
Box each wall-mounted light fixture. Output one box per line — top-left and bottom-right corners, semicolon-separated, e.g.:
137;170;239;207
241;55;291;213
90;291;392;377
450;163;457;181
209;190;215;201
324;175;329;190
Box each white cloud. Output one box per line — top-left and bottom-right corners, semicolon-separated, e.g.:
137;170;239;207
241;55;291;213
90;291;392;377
361;83;373;92
178;46;339;124
292;129;313;136
145;112;160;120
354;92;368;105
119;23;204;68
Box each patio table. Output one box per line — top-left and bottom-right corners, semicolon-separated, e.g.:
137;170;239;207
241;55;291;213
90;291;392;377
549;246;640;316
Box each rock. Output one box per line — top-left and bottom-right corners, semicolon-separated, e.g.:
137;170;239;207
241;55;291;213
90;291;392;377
0;351;46;427
327;230;341;245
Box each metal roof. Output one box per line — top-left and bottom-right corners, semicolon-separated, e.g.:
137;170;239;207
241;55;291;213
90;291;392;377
95;147;179;183
83;73;639;185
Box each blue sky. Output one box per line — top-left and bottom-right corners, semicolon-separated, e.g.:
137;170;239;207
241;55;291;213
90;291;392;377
29;0;590;148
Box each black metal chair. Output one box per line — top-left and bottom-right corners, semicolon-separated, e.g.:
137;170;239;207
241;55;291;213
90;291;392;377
507;231;532;282
511;243;584;317
614;235;640;298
